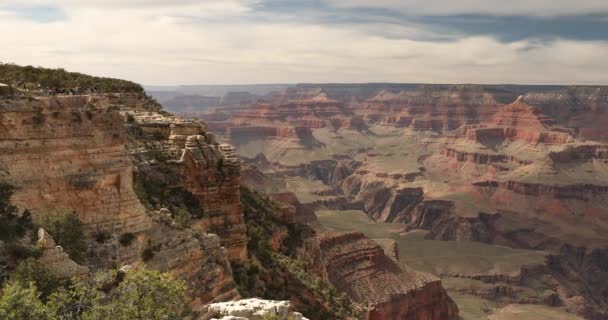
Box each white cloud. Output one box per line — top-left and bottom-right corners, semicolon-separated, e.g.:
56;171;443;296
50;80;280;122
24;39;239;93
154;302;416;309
0;0;607;85
329;0;608;17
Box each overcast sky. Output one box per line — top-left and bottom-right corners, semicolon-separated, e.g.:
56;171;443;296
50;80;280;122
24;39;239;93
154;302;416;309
1;0;608;85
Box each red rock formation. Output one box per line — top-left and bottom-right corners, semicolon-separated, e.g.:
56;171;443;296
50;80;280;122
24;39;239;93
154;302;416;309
316;232;459;320
270;192;317;223
442;148;533;165
461;97;575;145
169;124;248;261
0;95;151;233
0;94;242;309
356;86;500;131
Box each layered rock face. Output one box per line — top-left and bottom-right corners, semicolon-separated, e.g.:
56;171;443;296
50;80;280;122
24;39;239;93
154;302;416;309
0;94;242;309
459;97;575;145
168;122;247;261
315;232;459;320
0;95;150;233
144;219;240;309
356;86;500;131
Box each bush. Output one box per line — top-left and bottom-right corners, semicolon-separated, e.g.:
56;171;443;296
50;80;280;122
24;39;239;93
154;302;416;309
125;113;135;123
0;182;33;241
94;269;188;320
118;233;135;247
261;312;281;320
93;231;111;244
46;279;101;320
133;170;204;219
11;258;62;301
0;281;48;320
6;242;42;260
141;241;160;262
1;268;190;320
40;210;87;263
0;63;144;93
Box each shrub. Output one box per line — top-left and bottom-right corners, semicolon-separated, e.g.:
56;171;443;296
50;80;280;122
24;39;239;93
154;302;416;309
97;269;188;320
11;258;62;301
261;312;281;320
46;279;101;320
93;231;111;244
0;281;48;320
6;242;42;260
40;210;87;263
0;182;32;241
125;113;135;123
118;233;135;247
0;63;144;93
141;241;160;262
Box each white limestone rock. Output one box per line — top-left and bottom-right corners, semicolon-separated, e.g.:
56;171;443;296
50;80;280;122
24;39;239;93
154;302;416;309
201;298;309;320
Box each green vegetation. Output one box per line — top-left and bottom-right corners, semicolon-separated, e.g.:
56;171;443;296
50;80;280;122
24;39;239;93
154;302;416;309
133;169;204;222
0;268;189;320
97;269;188;320
11;258;62;301
0;281;48;320
125;113;135;123
0;181;33;242
46;280;102;320
118;233;135;247
40;210;87;263
0;63;144;93
234;187;359;320
241;187;314;263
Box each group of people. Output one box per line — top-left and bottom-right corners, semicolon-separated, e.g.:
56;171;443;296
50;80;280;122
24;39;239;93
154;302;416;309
43;86;102;96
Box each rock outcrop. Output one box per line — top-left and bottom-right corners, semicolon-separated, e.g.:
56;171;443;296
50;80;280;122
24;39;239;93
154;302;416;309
0;95;151;233
170;123;247;261
200;298;309;320
37;228;89;279
314;232;459;320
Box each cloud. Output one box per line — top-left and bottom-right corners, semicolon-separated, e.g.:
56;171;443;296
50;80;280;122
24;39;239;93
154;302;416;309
328;0;608;17
0;0;606;85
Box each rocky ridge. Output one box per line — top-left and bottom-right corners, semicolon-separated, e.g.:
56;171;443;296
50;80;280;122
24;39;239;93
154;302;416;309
313;231;459;320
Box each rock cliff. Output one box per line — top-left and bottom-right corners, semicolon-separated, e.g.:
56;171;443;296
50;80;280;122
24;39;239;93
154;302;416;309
0;94;242;310
0;95;150;233
314;231;459;320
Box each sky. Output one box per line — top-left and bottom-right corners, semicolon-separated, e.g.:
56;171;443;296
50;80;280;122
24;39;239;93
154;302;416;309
1;0;608;85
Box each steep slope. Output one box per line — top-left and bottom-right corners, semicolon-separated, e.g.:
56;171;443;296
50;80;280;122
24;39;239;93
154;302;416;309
0;93;242;311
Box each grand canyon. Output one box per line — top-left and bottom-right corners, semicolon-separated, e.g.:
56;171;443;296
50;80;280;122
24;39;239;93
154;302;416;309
2;1;608;319
150;82;608;319
0;63;606;320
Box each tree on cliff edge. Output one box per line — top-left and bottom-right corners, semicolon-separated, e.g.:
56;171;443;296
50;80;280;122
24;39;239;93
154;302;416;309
0;181;32;242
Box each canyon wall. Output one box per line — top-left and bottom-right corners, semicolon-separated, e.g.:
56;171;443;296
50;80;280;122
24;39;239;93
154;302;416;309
0;95;150;233
0;94;243;310
314;232;459;320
